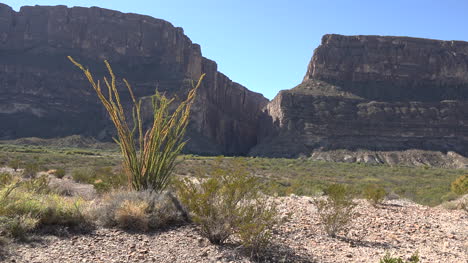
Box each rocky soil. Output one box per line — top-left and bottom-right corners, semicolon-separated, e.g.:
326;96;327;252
3;196;467;263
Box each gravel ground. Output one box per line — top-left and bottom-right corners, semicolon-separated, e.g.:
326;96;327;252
3;196;467;263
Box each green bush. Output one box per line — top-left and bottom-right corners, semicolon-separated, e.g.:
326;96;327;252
379;251;419;263
71;168;94;183
93;190;187;231
314;184;357;238
176;159;278;255
236;200;278;257
363;184;386;205
451;174;468;195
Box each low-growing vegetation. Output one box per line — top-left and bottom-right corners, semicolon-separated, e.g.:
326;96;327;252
93;190;187;231
363;184;387;206
176;159;279;256
0;173;90;240
1;144;465;206
314;184;358;238
379;251;420;263
450;174;467;195
71;167;126;193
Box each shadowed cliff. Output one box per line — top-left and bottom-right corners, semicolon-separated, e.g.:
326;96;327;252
0;4;268;155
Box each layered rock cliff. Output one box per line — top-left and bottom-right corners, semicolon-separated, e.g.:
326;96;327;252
251;34;468;167
0;4;268;155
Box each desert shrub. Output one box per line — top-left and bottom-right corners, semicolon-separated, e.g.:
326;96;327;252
0;215;39;240
461;198;468;212
22;162;39;178
314;184;357;238
1;189;88;227
379;251;419;263
0;178;90;240
176;159;278;254
54;168;66;179
441;191;459;202
69;57;205;192
114;199;149;231
236;200;278;257
8;159;20;172
21;174;50;194
94;190;187;231
363;184;387;205
442;195;468;212
71;168;94;183
0;173;13;187
451;174;468;195
71;167;126;193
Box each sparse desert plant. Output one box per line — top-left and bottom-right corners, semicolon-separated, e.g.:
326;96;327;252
71;167;126;193
314;184;357;238
69;56;205;192
379;251;420;263
8;159;20;172
451;174;467;195
0;173;13;187
114;199;150;231
0;215;39;240
441;191;459;202
0;174;90;240
71;168;94;184
94;190;187;231
22;162;39;178
236;199;279;257
442;194;468;212
21;174;50;194
54;168;66;179
176;159;278;253
363;184;387;206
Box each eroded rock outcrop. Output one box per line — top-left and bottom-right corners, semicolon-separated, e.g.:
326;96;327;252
251;34;468;166
0;4;268;155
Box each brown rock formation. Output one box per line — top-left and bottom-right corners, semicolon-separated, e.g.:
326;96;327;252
251;34;468;164
0;4;268;155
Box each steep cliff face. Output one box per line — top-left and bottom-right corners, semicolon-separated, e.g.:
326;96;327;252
251;34;468;166
0;4;268;155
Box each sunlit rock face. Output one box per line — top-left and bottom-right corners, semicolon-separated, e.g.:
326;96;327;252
0;4;268;155
251;34;468;163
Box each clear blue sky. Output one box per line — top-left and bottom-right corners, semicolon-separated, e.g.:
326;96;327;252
3;0;468;99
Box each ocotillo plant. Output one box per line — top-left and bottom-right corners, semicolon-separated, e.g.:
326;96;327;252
68;56;205;192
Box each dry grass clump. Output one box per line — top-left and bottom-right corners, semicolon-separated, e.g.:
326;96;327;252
114;200;150;231
93;190;187;231
0;172;90;240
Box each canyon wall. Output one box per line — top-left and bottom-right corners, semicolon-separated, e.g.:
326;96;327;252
0;4;268;155
251;34;468;167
